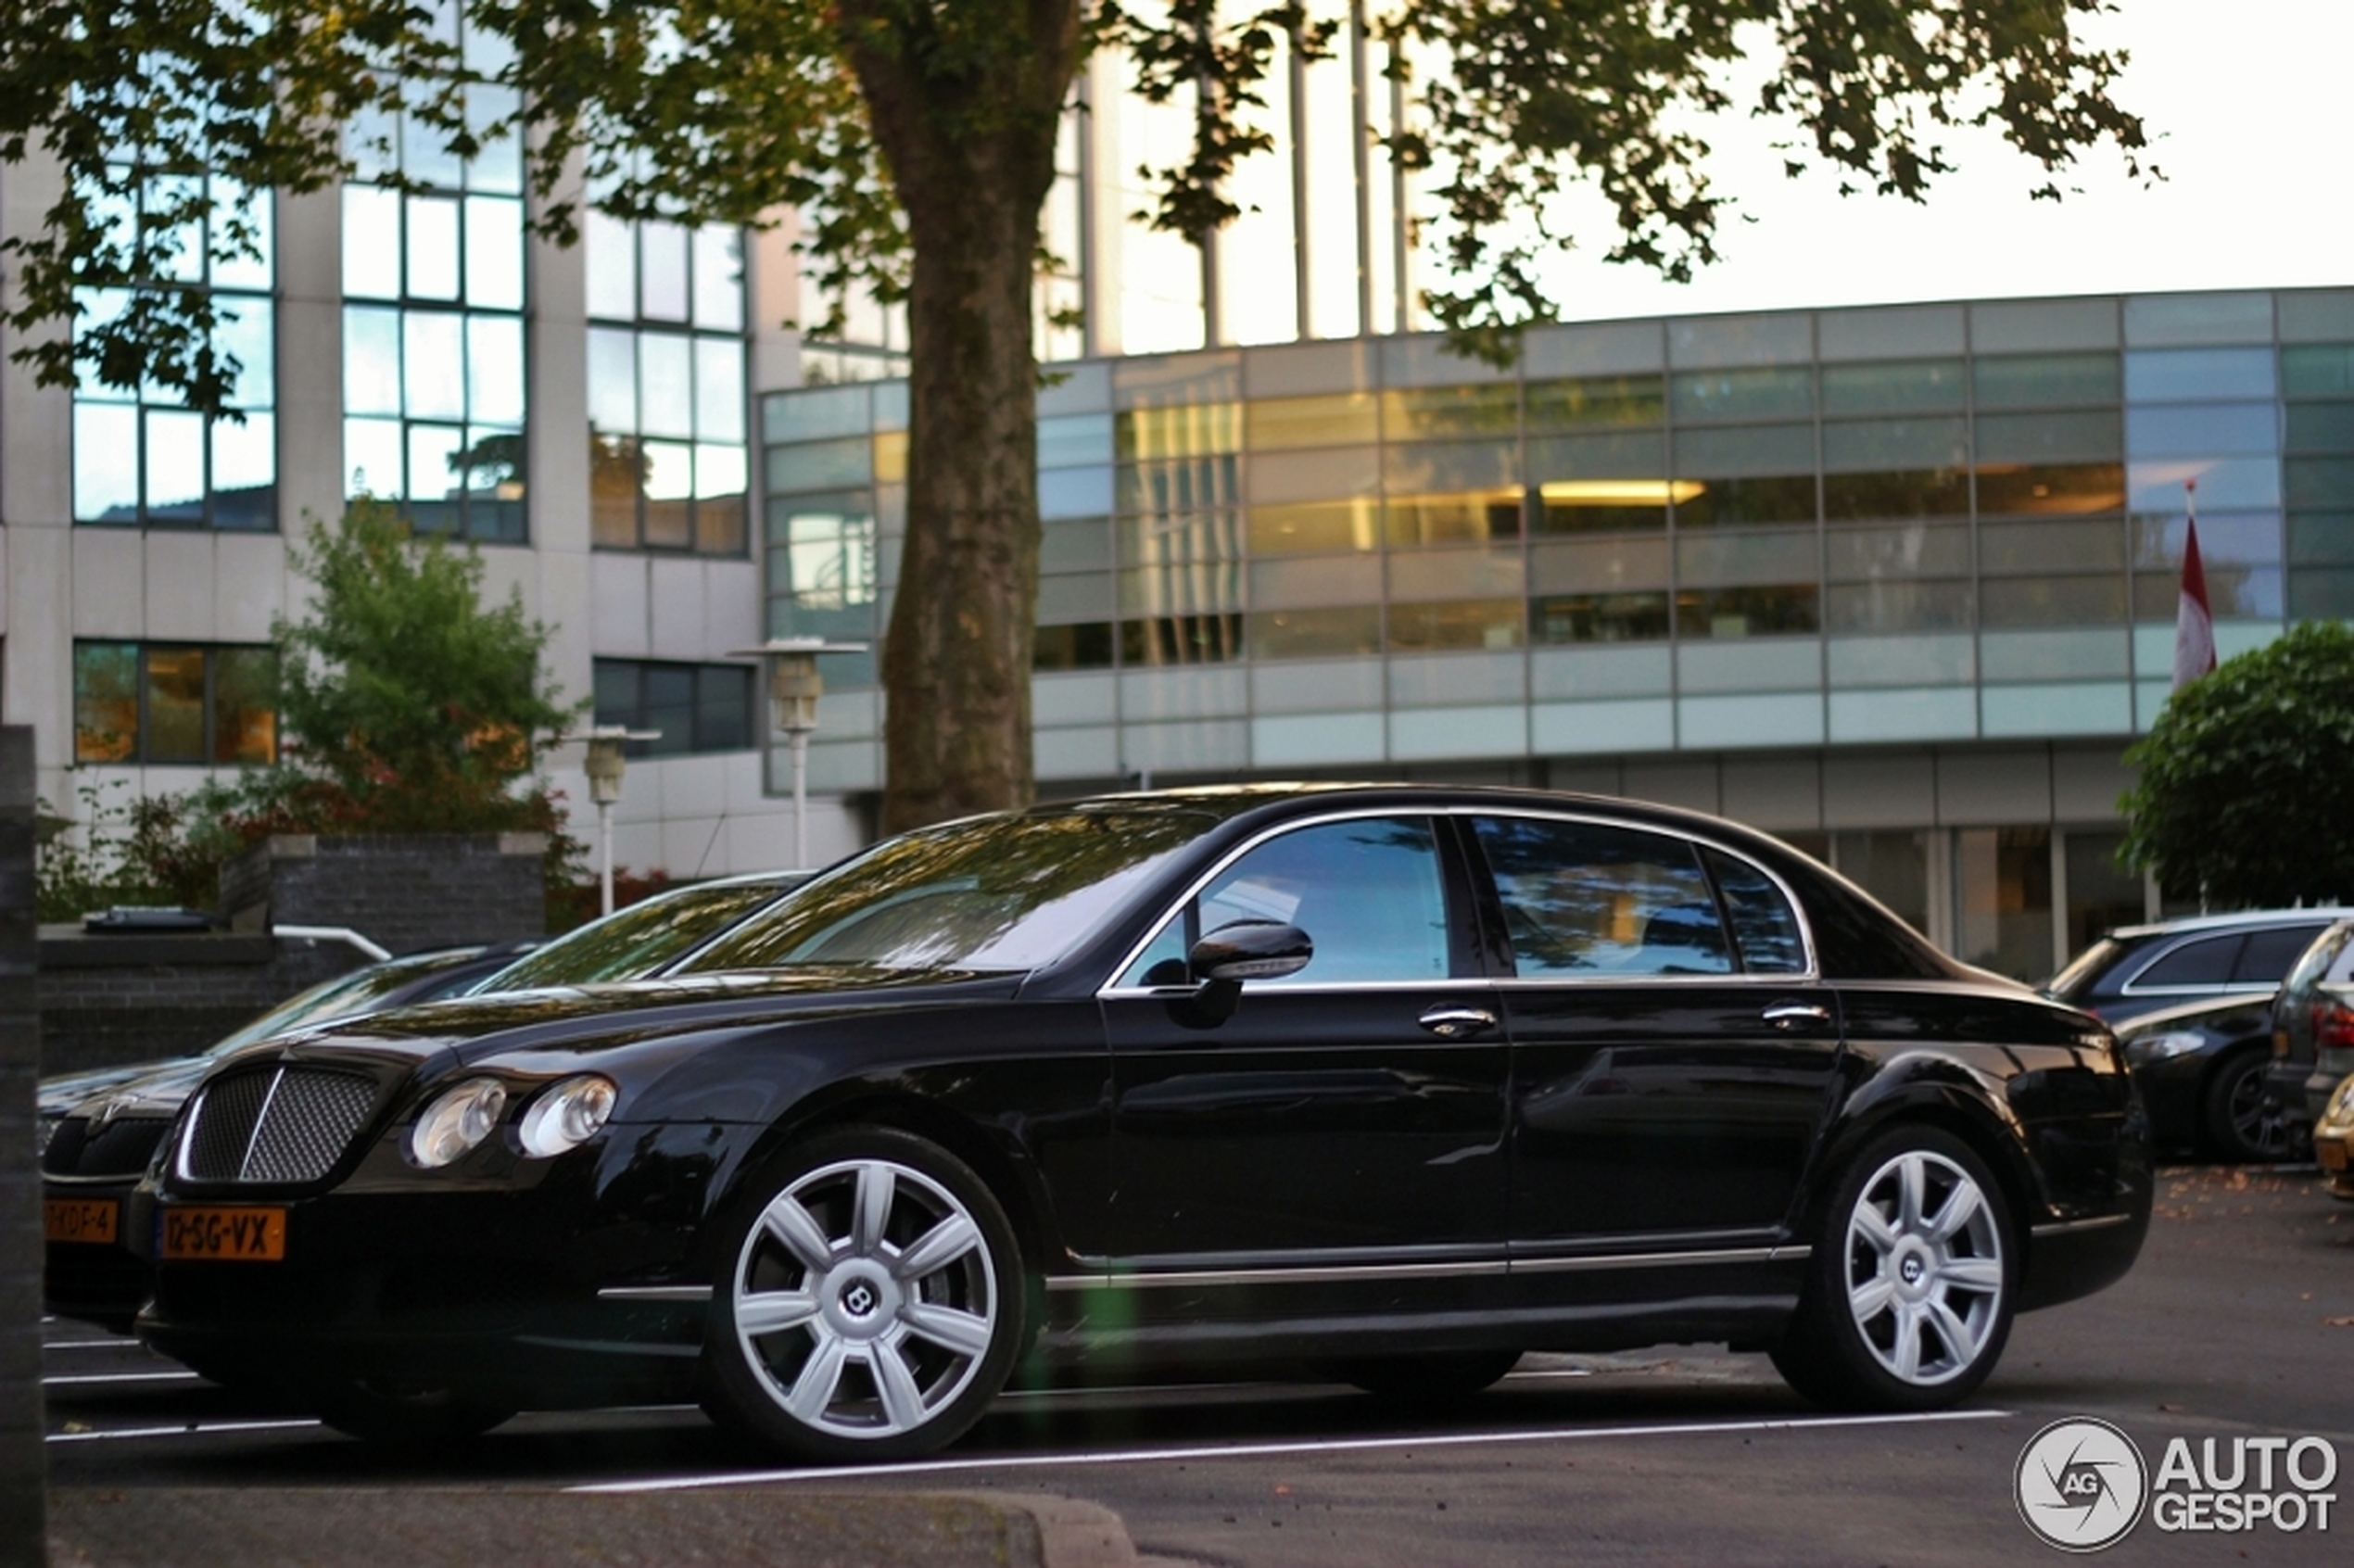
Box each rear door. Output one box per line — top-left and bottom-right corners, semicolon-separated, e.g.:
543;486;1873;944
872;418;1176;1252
1467;814;1842;1251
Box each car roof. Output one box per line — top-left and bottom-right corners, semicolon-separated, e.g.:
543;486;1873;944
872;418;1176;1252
2100;907;2354;942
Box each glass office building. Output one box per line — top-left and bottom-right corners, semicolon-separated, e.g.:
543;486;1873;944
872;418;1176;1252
764;287;2354;980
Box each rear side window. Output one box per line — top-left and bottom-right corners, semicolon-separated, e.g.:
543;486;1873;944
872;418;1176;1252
1705;849;1807;974
2233;925;2331;984
1473;816;1732;978
2132;934;2243;989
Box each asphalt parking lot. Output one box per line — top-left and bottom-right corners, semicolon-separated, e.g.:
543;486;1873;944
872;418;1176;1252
40;1163;2354;1567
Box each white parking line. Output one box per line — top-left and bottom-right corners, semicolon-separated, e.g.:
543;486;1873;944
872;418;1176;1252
44;1372;203;1387
572;1407;2017;1494
46;1419;322;1445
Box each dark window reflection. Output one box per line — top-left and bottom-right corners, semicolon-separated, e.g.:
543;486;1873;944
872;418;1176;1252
1472;816;1731;978
1671;474;1818;527
1677;585;1820;638
1704;849;1806;974
592;658;756;756
1531;591;1670;644
1034;622;1117;671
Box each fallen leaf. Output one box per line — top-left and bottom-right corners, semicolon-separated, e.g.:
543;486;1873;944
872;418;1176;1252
2324;1316;2354;1327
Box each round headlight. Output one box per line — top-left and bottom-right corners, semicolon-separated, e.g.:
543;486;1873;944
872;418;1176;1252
517;1074;617;1158
410;1079;508;1168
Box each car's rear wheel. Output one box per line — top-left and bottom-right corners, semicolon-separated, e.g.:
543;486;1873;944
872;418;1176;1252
1771;1127;2014;1411
2205;1051;2309;1163
702;1128;1024;1462
314;1380;513;1446
1317;1349;1523;1405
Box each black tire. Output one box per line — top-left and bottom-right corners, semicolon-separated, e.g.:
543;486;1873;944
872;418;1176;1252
1317;1350;1523;1406
314;1381;513;1446
2203;1051;2310;1163
701;1127;1025;1462
1771;1126;2016;1411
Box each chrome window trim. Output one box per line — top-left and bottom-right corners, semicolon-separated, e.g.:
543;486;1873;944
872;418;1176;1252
2116;923;2327;996
597;1284;715;1301
1095;802;1819;1000
1044;1242;1810;1293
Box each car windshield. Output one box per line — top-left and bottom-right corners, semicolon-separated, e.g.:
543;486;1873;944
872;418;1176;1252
206;954;475;1056
2043;937;2125;1001
679;806;1221;974
472;880;795;992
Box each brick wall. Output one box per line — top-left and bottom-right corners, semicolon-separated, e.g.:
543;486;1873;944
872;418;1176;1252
0;728;46;1567
35;931;361;1076
221;832;547;955
39;831;548;1078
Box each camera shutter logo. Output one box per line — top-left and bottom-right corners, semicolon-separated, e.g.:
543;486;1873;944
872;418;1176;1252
2017;1418;2149;1551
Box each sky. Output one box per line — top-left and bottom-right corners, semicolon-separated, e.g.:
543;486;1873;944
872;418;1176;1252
1519;0;2354;322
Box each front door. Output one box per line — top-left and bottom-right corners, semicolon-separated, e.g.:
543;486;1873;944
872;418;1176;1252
1467;815;1844;1253
1101;814;1509;1267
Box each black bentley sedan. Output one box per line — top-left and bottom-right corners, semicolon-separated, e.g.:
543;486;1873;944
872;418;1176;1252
128;786;2150;1460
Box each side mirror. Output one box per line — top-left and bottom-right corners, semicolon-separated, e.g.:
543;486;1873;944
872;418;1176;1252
1188;920;1313;983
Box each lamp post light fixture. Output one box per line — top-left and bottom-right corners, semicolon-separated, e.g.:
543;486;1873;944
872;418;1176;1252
730;638;867;869
579;726;661;917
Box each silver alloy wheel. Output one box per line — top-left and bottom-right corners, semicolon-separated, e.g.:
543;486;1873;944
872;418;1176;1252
729;1156;1000;1441
2222;1061;2296;1159
1841;1148;2006;1386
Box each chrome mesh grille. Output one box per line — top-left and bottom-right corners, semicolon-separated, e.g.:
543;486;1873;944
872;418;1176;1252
183;1067;381;1184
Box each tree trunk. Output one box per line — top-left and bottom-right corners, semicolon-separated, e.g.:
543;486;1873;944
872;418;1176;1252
842;6;1081;834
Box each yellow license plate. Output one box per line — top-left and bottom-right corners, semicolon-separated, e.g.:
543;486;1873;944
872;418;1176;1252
160;1206;286;1262
2319;1139;2349;1172
44;1199;119;1246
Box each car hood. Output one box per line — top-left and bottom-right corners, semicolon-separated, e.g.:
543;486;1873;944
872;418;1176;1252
40;1059;207;1120
2112;991;2277;1040
235;966;1027;1078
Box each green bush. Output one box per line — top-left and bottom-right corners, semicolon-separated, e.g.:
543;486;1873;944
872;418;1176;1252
2120;622;2354;907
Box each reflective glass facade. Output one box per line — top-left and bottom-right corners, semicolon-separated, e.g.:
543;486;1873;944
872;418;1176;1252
766;297;2349;786
72;172;277;530
340;21;529;542
586;206;752;555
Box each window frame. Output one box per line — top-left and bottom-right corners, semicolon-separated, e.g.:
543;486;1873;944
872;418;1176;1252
590;656;758;757
71;639;278;766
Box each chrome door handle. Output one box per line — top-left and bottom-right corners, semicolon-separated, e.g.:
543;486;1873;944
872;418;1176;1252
1420;1004;1498;1040
1762;1000;1832;1029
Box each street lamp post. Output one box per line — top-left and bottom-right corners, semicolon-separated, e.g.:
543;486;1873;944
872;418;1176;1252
579;726;660;917
731;639;867;869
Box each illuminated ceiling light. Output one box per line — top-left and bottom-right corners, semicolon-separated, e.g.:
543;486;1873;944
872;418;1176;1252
1538;480;1707;505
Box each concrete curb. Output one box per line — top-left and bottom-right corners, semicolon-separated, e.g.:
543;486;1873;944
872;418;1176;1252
45;1486;1149;1568
956;1492;1137;1568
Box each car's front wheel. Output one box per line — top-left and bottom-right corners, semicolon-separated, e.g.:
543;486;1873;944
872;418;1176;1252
1771;1127;2015;1410
2206;1050;2309;1163
702;1128;1024;1461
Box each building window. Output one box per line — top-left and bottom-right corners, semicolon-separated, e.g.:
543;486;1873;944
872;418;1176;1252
72;172;277;530
72;643;277;765
591;660;755;755
586;203;749;555
341;31;528;543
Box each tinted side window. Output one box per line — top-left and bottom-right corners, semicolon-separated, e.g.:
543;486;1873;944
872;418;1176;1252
2133;934;2244;988
1705;849;1807;974
2234;925;2329;984
1122;816;1450;987
1474;816;1732;978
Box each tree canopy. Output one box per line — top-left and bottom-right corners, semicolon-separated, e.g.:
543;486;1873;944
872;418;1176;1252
2120;624;2354;909
1;1;2151;828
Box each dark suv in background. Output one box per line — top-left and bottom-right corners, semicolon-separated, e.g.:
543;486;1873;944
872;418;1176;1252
2047;909;2352;1162
2044;909;2354;1026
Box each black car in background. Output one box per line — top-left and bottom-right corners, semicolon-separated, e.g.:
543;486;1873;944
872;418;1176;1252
42;872;804;1333
129;787;2148;1459
2267;917;2354;1136
2114;993;2309;1162
2043;908;2354;1027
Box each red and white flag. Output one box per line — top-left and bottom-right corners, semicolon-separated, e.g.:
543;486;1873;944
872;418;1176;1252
2172;480;2216;692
